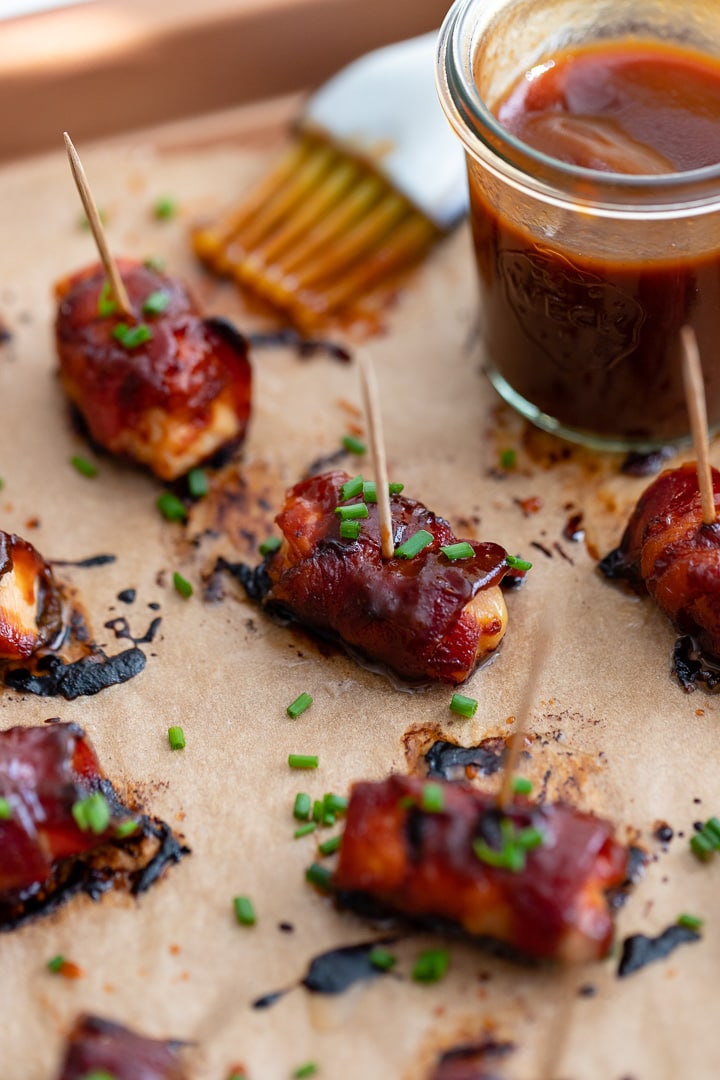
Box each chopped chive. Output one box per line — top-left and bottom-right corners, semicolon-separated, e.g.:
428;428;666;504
312;799;324;823
0;797;12;820
512;777;533;795
112;322;153;349
323;793;348;815
287;692;313;719
363;480;404;503
72;792;110;834
97;279;117;317
342;435;366;455
293;1064;318;1079
449;693;478;718
340;474;363;501
142;289;171;316
690;832;715;861
702;816;720;846
144;255;166;272
321;810;336;828
412;948;449;984
440;542;475;560
260;535;282;557
289;754;319;770
394;529;433;560
294;822;317;839
227;1073;247;1080
82;1071;118;1080
368;946;396;971
115;818;139;838
47;954;66;973
421;782;445;813
0;477;4;490
334;503;369;521
233;895;256;926
70;454;98;478
168;725;186;750
339;520;362;540
305;862;333;891
318;834;342;857
677;913;703;932
173;571;193;598
293;793;312;821
499;448;516;469
154;196;177;220
187;467;208;498
156;491;187;522
506;554;532;572
473;818;543;872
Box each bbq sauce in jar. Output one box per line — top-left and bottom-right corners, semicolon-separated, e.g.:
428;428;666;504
464;40;720;447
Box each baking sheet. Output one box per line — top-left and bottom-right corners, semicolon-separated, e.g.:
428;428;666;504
0;103;719;1080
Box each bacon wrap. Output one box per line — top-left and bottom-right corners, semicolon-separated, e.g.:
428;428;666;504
0;723;131;897
0;530;63;660
606;463;720;658
58;1014;187;1080
264;471;511;682
333;775;628;963
55;259;252;479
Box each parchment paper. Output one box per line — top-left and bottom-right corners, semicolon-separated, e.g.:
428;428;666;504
0;106;718;1080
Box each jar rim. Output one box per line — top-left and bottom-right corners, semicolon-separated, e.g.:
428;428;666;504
436;0;720;210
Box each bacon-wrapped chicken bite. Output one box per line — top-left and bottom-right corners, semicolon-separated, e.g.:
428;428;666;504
55;259;252;480
263;471;520;683
57;1014;187;1080
333;775;629;963
0;723;185;925
600;463;720;659
0;530;62;660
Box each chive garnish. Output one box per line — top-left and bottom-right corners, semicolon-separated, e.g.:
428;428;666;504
506;554;533;572
289;754;319;770
334;503;369;521
0;797;12;820
321;810;336;828
368;946;396;971
312;799;324;822
305;863;333;891
154;196;177;220
440;542;475;560
260;536;282;557
294;793;312;821
287;692;313;719
82;1072;118;1080
499;448;516;469
112;322;153;349
363;481;404;503
142;289;170;316
70;454;98;478
233;895;256;926
156;491;187;522
115;818;139;838
512;777;533;795
677;913;703;932
421;782;445;813
394;529;433;559
690;816;720;860
339;521;362;540
473;818;544;873
294;822;317;839
412;948;450;984
323;793;348;815
168;726;186;751
293;1064;318;1079
187;467;209;498
47;955;66;973
340;474;363;501
449;692;478;718
173;571;193;598
97;279;117;317
72;792;111;834
342;435;366;455
144;255;166;272
318;834;342;857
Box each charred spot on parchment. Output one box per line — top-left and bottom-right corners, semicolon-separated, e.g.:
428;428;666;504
183;459;286;563
431;1037;516;1080
672;635;720;692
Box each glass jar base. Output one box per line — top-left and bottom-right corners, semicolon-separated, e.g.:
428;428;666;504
485;366;695;454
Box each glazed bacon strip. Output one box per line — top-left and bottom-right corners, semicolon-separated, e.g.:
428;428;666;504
601;463;720;658
55;259;252;480
58;1014;187;1080
264;471;514;683
0;531;62;660
333;775;629;963
0;723;132;899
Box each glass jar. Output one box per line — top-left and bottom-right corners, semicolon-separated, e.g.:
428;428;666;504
436;0;720;450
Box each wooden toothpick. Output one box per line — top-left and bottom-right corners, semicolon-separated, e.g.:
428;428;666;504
680;325;716;526
358;354;394;559
63;132;133;319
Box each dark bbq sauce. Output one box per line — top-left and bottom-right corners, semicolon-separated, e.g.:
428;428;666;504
472;41;720;443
